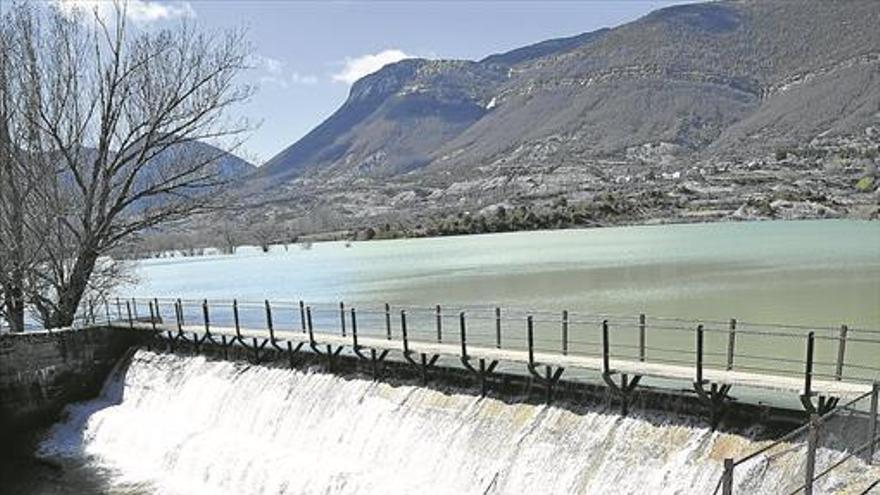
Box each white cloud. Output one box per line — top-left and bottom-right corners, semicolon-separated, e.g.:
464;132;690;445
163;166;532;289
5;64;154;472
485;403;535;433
55;0;195;23
332;49;412;85
254;55;318;88
262;56;284;76
291;72;318;85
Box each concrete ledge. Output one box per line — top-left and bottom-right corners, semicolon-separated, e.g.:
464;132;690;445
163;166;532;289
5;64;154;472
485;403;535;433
141;331;809;435
0;326;147;442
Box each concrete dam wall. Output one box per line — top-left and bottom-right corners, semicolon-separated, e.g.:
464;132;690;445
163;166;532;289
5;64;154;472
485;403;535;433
2;324;877;493
0;326;146;442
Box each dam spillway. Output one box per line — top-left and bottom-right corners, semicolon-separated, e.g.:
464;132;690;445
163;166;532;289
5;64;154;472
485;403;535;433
38;350;879;494
10;296;879;494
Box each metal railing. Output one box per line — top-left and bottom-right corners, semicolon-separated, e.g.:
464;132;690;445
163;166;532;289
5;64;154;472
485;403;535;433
102;297;880;386
95;296;880;491
714;384;879;494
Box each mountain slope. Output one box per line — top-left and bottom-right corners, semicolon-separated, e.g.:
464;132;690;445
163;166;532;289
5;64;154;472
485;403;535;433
245;0;879;232
256;59;507;182
258;0;878;188
92;140;255;217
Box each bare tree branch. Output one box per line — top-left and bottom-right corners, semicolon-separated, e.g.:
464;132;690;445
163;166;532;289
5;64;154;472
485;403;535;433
0;0;253;329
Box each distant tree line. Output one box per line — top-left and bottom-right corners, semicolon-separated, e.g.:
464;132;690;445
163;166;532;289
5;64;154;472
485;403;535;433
355;192;672;240
119;217;303;259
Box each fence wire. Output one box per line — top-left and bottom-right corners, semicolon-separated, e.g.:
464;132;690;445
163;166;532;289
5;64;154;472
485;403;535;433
86;296;880;492
104;297;880;385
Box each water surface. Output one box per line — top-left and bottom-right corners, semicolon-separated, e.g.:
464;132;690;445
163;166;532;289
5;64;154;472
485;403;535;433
128;220;880;328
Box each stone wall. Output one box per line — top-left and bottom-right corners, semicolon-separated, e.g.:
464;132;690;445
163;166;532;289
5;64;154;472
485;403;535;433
0;326;146;442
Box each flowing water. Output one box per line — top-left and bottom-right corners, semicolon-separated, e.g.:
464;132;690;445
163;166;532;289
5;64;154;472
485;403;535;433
36;351;879;494
27;220;880;493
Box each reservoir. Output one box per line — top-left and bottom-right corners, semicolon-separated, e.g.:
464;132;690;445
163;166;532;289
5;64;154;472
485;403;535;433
126;220;880;382
21;220;879;494
128;220;880;328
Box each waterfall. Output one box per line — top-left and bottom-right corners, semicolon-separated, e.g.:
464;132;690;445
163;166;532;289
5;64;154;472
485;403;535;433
38;350;878;494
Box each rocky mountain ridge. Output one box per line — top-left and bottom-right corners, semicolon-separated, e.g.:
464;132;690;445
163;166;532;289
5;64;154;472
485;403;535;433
238;0;879;237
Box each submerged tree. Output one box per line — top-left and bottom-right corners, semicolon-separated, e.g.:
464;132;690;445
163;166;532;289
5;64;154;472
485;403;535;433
251;220;277;253
0;1;252;329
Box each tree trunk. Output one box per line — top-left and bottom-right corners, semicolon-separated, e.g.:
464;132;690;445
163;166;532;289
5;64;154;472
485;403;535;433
44;250;98;329
0;145;26;332
2;283;25;332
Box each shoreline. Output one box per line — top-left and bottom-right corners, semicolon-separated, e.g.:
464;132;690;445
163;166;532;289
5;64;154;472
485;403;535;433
137;216;880;258
338;214;878;244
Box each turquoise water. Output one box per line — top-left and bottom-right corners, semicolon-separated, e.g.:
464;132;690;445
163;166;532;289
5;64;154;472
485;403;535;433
22;221;878;494
128;220;880;328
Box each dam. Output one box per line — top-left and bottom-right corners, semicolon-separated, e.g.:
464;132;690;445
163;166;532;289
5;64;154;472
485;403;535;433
7;296;877;494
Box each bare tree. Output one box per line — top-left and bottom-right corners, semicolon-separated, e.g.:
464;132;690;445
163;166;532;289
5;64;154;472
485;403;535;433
0;6;58;332
251;220;277;253
217;219;239;255
0;2;252;329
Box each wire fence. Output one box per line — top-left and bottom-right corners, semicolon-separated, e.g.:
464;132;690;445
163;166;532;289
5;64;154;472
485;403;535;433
714;385;879;494
80;296;880;492
98;297;880;387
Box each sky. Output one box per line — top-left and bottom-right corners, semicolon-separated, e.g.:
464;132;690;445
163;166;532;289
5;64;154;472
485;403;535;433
51;0;698;164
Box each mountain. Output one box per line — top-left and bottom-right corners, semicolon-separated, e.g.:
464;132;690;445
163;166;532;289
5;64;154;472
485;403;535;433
256;59;506;182
247;0;880;232
112;140;256;214
165;141;256;182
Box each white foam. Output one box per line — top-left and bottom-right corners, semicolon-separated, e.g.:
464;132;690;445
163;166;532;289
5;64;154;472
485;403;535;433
39;350;879;494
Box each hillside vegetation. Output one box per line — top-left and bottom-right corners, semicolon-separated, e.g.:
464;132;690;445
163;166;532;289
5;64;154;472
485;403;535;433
190;0;879;245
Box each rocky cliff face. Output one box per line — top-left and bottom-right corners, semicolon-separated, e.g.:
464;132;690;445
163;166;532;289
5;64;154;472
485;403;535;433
256;59;506;183
243;0;880;233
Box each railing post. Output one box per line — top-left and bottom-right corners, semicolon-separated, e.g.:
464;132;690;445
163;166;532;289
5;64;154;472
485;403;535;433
602;320;610;374
339;302;346;337
299;300;306;333
493;307;501;349
460;312;468;360
562;310;569;355
177;298;185;327
104;299;111;324
116;297;122;319
153;298;161;322
835;324;848;381
401;310;409;354
527;315;535;365
385;303;392;340
696;324;704;384
351;308;359;348
265;300;274;342
639;313;646;362
233;300;241;340
870;381;878;465
805;413;819;495
726;318;736;371
306;306;315;344
435;305;442;343
175;300;183;333
722;458;734;495
203;299;211;336
804;332;815;399
126;300;133;329
149;301;157;331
